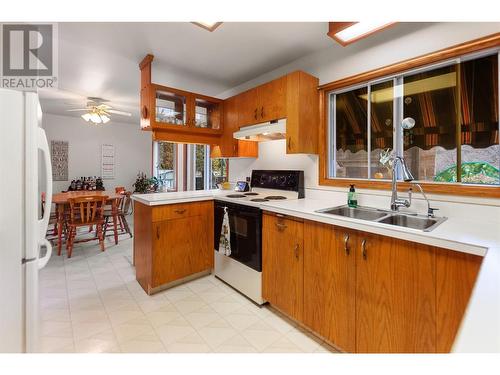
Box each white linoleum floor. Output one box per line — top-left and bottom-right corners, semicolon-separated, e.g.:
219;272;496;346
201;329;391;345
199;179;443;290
38;224;337;353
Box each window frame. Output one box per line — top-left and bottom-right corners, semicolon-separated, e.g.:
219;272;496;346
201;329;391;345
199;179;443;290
153;141;180;192
319;34;500;198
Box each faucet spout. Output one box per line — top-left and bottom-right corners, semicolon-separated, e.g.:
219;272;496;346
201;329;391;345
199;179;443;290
390;156;413;211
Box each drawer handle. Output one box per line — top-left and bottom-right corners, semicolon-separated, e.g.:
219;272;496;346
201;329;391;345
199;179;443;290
294;244;299;260
275;222;287;231
254;108;258;120
174;209;186;214
156;226;160;240
361;239;367;260
343;233;350;255
261;106;264;118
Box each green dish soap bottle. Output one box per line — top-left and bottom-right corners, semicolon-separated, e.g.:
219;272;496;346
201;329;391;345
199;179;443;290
348;184;358;208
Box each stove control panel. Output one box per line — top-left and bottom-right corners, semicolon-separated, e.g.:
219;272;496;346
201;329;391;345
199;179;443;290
250;170;304;197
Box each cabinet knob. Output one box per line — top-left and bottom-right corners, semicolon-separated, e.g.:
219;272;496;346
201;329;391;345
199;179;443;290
294;244;299;260
343;233;350;255
156;226;160;240
261;106;264;118
361;239;367;260
254;108;258;120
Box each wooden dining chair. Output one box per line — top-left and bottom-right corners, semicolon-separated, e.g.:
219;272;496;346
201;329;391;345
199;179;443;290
66;195;108;258
103;192;132;239
41;192;60;239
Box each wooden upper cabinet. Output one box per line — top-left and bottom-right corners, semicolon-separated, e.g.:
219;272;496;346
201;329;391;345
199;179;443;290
234;71;319;154
154;86;189;127
286;71;319;154
193;95;222;130
237;88;260;126
303;221;356;352
355;233;437;353
210;96;258;158
262;213;304;322
255;77;287;123
139;55;223;144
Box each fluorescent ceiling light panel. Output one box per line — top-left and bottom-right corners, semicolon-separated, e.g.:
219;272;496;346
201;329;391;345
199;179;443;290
192;22;223;32
329;22;394;46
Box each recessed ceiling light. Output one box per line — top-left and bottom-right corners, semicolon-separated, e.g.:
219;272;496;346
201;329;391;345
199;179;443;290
192;22;223;32
328;22;395;46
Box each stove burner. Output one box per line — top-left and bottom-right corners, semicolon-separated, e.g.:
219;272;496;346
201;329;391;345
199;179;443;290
226;194;246;198
250;198;269;202
244;192;259;196
264;196;287;200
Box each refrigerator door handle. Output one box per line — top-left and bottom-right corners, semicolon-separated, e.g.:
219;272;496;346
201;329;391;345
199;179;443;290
37;127;53;269
38;238;52;270
38;127;52;237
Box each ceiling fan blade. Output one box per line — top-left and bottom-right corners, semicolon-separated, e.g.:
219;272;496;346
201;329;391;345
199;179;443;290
66;109;89;112
108;109;132;116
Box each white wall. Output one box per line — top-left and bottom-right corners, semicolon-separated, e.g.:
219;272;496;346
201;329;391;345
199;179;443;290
42;113;152;193
218;22;500;98
227;23;500;206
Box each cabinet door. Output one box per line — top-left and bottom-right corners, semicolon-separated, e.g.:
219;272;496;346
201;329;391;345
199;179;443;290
262;214;304;321
303;222;356;352
285;71;319;154
355;233;436;353
194;96;222;130
154;87;189;126
257;77;286;122
152;215;211;288
237;89;259;126
436;250;482;352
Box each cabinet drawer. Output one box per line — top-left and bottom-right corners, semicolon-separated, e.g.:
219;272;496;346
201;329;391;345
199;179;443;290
263;212;303;232
152;201;212;222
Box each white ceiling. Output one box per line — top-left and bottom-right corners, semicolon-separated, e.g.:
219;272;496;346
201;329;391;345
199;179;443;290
40;22;429;124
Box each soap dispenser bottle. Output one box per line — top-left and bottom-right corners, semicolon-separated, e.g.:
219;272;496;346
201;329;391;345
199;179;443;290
348;184;358;208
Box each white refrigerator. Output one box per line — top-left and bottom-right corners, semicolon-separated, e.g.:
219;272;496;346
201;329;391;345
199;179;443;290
0;89;53;353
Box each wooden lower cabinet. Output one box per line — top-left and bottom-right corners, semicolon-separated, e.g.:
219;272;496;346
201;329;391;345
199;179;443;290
303;222;356;352
264;216;483;353
355;232;436;353
134;200;214;294
262;213;304;322
436;250;483;352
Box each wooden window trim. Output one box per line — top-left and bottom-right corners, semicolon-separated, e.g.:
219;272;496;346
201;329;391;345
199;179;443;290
318;33;500;198
152;141;180;192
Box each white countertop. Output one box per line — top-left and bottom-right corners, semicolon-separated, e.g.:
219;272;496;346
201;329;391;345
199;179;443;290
131;189;500;352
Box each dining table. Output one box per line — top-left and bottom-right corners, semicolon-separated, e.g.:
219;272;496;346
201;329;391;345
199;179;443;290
52;190;124;255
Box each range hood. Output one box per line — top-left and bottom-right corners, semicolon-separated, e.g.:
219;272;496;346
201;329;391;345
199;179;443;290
233;119;286;142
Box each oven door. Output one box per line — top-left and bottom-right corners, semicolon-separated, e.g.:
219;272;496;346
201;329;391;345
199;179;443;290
214;201;262;272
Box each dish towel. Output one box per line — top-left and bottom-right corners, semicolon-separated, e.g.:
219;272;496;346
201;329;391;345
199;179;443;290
219;206;231;256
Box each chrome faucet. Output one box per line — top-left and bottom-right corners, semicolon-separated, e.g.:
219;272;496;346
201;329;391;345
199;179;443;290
389;117;438;217
390;156;414;211
412;183;439;218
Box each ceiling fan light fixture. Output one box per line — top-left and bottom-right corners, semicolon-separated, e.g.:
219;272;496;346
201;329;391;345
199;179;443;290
89;112;102;124
101;114;110;124
81;113;92;122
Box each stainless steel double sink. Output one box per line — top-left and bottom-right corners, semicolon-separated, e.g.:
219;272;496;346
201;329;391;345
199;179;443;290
315;205;447;232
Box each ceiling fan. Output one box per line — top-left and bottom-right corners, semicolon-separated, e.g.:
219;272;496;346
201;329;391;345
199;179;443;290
67;97;131;124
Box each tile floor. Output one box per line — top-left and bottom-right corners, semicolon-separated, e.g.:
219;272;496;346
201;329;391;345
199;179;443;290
39;225;337;353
